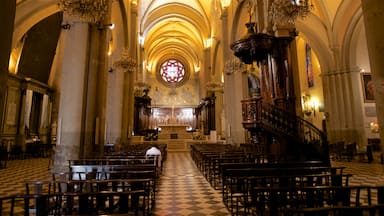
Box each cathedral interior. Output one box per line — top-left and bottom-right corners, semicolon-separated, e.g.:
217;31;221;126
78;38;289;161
1;0;384;215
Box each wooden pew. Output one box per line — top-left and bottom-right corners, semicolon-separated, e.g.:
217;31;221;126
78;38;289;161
244;185;384;216
18;178;154;215
220;163;345;215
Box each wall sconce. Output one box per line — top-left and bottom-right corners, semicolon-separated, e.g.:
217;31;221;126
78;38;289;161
220;0;231;9
107;23;115;30
138;35;145;47
146;61;152;72
61;23;71;30
97;23;114;31
370;121;379;133
194;65;200;73
302;94;318;116
204;38;213;49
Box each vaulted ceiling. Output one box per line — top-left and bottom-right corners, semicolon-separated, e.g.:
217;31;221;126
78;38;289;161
138;0;215;78
10;0;361;86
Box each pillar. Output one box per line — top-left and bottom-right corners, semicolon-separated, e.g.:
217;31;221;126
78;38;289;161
232;68;246;145
121;1;138;143
53;16;90;172
201;48;210;97
361;0;384;156
214;88;224;138
0;0;16;141
221;7;237;144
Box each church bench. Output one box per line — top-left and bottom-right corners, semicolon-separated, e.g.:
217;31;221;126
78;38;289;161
189;143;237;167
206;154;263;189
0;194;59;216
220;164;345;215
69;157;162;175
230;185;384;216
17;178;155;215
69;164;157;176
68;163;158;198
223;173;350;215
220;162;341;193
285;206;384;216
69;157;158;166
89;178;153;214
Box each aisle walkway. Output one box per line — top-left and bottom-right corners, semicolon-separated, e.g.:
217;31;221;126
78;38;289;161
153;152;230;216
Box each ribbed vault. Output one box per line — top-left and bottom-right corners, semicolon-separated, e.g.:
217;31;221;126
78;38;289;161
140;1;210;80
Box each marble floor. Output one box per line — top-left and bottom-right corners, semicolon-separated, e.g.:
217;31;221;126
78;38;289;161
0;152;384;215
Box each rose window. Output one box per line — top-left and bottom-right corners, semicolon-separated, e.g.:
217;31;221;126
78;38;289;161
160;59;185;83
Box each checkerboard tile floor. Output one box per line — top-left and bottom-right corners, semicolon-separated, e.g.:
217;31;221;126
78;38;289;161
1;152;384;215
331;160;384;186
153;152;230;216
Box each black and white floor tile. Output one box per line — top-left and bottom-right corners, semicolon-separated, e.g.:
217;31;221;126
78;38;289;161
153;152;230;216
1;152;384;215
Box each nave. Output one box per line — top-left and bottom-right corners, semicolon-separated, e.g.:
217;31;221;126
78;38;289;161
1;152;384;215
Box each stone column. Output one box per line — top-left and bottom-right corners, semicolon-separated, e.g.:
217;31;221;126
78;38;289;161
130;1;139;112
361;0;384;155
0;0;16;141
232;68;247;145
207;82;224;139
121;1;138;144
53;16;90;172
17;86;27;151
38;94;51;144
221;7;234;143
323;71;347;142
201;48;210;97
289;39;302;115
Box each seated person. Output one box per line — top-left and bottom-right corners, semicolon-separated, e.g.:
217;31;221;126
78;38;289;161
145;146;162;167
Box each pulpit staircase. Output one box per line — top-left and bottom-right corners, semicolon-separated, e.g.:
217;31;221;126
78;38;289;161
242;98;330;164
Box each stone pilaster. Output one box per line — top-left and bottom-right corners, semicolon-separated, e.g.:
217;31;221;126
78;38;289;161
222;7;235;143
361;0;384;155
121;1;138;144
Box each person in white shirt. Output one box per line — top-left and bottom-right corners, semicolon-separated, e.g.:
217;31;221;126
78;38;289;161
145;146;162;167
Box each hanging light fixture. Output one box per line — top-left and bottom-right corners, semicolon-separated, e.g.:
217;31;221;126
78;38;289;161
58;0;109;23
269;0;313;24
230;0;275;64
113;48;137;73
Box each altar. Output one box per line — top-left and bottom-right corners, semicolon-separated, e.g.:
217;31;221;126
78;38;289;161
157;124;192;139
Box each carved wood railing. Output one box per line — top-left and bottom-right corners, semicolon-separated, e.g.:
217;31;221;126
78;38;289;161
241;97;330;163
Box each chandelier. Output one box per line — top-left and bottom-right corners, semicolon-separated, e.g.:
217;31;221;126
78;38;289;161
113;48;137;73
269;0;313;24
58;0;108;23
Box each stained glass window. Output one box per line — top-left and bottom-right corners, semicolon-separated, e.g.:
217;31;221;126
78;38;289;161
160;59;185;83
